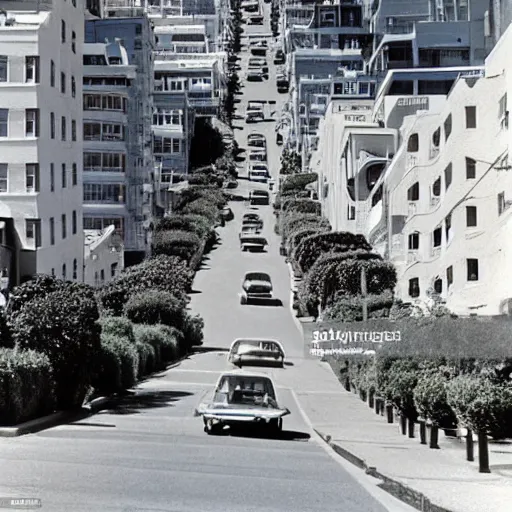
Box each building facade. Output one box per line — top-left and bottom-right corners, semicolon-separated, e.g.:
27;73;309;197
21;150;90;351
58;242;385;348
0;1;85;285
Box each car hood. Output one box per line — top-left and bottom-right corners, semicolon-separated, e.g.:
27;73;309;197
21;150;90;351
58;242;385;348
244;280;272;290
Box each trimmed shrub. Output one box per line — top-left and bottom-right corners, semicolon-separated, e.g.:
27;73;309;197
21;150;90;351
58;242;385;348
294;231;372;273
181;198;220;225
124;290;186;330
282;213;329;242
280;148;302;175
133;324;181;368
93;333;139;394
281;172;318;193
98;316;135;343
323;290;395;322
155;214;213;239
151;229;202;263
0;307;13;348
98;255;193;316
135;339;156;378
0;348;55;426
11;284;101;410
387;358;419;419
154;324;182;360
287;226;330;254
182;314;204;349
282;198;321;215
177;186;226;210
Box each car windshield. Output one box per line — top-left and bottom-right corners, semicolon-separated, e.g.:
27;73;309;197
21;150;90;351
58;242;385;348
242;237;266;244
216;375;276;405
245;272;270;281
252;191;268;197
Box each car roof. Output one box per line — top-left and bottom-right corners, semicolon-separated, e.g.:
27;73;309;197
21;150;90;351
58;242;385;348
219;369;274;380
231;338;282;346
248;133;265;138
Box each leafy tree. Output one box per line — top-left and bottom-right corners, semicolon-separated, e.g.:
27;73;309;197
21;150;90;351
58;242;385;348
151;229;202;263
280;149;302;175
189;118;225;169
294;231;372;273
387;358;420;420
11;284;101;409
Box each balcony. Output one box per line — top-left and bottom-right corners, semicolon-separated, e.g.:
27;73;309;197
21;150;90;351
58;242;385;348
384;24;414;35
407;251;418;264
84;166;125;173
309;102;327;115
431;246;441;258
430;196;440;208
406;154;417;171
408;201;417;217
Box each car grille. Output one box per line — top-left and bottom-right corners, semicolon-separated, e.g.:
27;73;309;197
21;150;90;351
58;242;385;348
248;286;270;293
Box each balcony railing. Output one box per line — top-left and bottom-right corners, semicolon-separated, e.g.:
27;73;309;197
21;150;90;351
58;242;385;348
384;24;414;35
430;196;440;208
407;251;418;264
408;201;417;217
84;135;125;142
431;246;441;258
84;166;125;173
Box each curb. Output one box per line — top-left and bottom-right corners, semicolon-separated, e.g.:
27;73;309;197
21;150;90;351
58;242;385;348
314;430;455;512
0;396;112;438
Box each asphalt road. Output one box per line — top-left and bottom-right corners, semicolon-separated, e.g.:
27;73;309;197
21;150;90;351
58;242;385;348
0;5;409;512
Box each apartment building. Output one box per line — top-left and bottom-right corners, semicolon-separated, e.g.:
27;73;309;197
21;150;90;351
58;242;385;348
0;2;84;286
82;41;137;253
85;16;155;265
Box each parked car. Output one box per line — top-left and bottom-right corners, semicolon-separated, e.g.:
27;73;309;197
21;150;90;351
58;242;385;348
239;225;261;239
240;271;273;304
247;132;266;149
248;163;269;183
250;46;267;57
248;58;268;74
250;189;270;205
248;14;263;24
195;370;290;435
274;49;285;65
221;206;234;221
276;73;289;93
248;149;267;163
228;339;285;368
240;235;268;252
225;180;238;189
268;178;276;191
242;0;259;12
242;212;263;227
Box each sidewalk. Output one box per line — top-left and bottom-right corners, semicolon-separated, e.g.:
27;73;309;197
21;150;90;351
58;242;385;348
292;359;512;512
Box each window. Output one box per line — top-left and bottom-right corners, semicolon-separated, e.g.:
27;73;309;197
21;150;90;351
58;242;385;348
407;182;419;201
407;133;419;152
347;205;356;220
60;72;66;94
72;163;77;186
466;206;477;227
25;56;39;83
173;139;181;153
26;219;41;247
433;227;442;247
51;268;55;277
50;163;54;192
71;259;77;280
0;164;7;192
62;263;66;280
61;214;67;239
101;95;123;111
498;191;506;215
432;127;440;147
72;0;76;6
465;157;476;179
111;262;118;278
100;269;105;283
25;109;39;137
153;136;181;154
499;93;507;118
25;164;39;192
444;114;452;141
408;232;419;250
152;109;183;126
446;266;453;287
49;218;55;245
432;177;441;197
72;210;77;234
94;271;98;286
71;76;76;98
445;213;452;242
83;184;125;203
72;120;76;141
467;259;479;281
61;164;67;188
0;109;6;137
465;106;476;128
72;31;76;54
0;56;7;82
433;278;442;294
444;163;452;190
61;20;66;43
51;60;55;87
61;116;66;140
50;112;55;139
409;278;420;298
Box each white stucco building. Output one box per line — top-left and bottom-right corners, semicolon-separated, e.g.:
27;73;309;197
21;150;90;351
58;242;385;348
312;22;512;316
0;1;85;285
83;225;124;286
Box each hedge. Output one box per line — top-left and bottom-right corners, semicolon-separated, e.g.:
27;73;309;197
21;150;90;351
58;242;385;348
155;214;213;240
132;324;181;369
177;186;226;211
287;226;330;254
98;316;135;343
281;213;329;242
10;284;101;410
151;229;202;263
181;198;220;225
124;290;186;330
281;172;317;193
294;231;372;273
323;290;395;322
282;198;321;215
98;255;193;316
0;348;55;425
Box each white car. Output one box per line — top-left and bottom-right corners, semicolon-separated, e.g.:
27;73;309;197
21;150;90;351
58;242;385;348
245;104;264;122
195;371;290;435
247;132;266;149
228;338;286;368
248;163;269;183
246;69;265;81
248;149;267;164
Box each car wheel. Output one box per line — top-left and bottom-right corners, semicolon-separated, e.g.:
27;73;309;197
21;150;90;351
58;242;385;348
240;295;247;305
205;419;223;435
268;418;282;435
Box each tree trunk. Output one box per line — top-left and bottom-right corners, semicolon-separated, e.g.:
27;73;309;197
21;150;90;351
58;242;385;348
429;424;440;449
400;414;407;435
386;403;394;423
419;420;427;445
408;418;415;438
466;429;474;462
478;432;490;473
368;389;375;409
374;397;380;415
344;376;350;392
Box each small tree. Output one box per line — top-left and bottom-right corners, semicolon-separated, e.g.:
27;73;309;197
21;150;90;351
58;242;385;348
189;119;225;169
447;375;512;473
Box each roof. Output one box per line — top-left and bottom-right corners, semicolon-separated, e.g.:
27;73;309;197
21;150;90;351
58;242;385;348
84;226;120;254
219;370;274;379
154;24;206;34
0;10;49;29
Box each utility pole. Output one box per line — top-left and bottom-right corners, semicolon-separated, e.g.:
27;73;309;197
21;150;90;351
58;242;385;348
361;266;368;322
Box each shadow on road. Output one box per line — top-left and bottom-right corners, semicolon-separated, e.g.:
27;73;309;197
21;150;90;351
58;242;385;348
105;390;193;415
189;289;202;294
284;361;295;367
68;421;117;428
228;427;311;442
244;298;283;307
192;346;230;353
